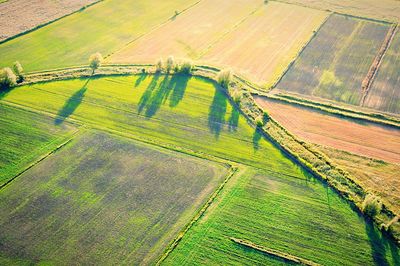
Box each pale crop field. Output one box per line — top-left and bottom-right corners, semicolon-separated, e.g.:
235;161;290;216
109;0;263;63
200;1;328;86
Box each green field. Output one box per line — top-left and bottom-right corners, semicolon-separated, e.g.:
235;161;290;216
0;0;198;72
1;74;301;173
0;103;77;186
364;31;400;114
1;74;398;264
0;131;228;265
277;14;389;106
164;167;400;265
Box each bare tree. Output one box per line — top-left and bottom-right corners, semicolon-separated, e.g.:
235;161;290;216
89;52;103;73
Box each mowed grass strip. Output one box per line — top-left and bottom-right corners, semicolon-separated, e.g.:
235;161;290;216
364;31;400;114
0;74;305;176
0;131;228;265
163;167;400;265
277;14;390;106
200;1;328;86
254;96;400;164
0;103;77;186
0;0;199;72
109;0;262;63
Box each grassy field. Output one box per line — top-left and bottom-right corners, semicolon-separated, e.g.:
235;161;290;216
0;0;198;72
364;31;400;114
0;103;77;187
254;96;400;164
200;1;327;86
276;14;389;106
164;167;400;265
0;74;304;174
109;0;262;63
0;131;228;265
319;145;400;214
273;0;400;22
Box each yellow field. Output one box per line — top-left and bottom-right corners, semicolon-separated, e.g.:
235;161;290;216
200;2;328;85
109;0;262;62
109;1;327;86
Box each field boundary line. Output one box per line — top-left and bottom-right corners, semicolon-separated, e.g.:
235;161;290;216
270;11;332;91
156;166;239;265
360;24;398;106
230;238;321;265
0;129;80;190
104;0;203;60
0;0;104;45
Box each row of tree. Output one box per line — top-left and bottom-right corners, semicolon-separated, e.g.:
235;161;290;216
0;61;24;88
156;56;193;74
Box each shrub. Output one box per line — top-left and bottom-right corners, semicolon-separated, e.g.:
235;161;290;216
255;116;264;127
13;61;24;82
179;60;193;74
166;55;175;73
362;194;382;217
232;89;242;103
174;63;181;73
217;69;232;88
0;67;17;89
89;52;103;73
156;58;163;72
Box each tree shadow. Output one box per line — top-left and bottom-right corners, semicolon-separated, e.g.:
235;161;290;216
0;84;13;100
252;128;262;151
144;75;172;118
208;86;227;139
54;79;90;125
134;72;148;87
365;220;390;266
228;108;239;132
169;74;190;107
138;73;160;114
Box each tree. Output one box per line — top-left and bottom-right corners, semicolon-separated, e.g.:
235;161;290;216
13;61;24;82
166;55;175;73
156;58;163;72
89;52;103;73
362;194;382;217
0;67;17;89
179;60;193;74
217;69;232;88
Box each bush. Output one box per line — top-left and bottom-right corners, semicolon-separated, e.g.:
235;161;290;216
255;116;264;127
179;60;193;74
13;61;24;82
362;194;382;217
89;52;103;73
156;58;163;72
166;55;175;73
217;69;232;88
0;67;17;89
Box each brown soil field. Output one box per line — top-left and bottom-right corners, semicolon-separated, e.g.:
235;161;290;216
320;145;400;214
200;1;327;85
273;0;400;22
109;0;262;63
0;0;97;41
255;96;400;164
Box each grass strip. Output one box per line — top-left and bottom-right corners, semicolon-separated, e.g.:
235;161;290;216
230;237;321;266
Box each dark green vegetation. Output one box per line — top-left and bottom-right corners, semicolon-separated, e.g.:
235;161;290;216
0;103;76;186
1;74;300;173
0;0;198;72
364;31;400;114
277;14;389;106
164;167;400;265
0;131;228;265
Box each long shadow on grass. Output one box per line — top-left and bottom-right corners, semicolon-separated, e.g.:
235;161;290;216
228;108;239;132
365;220;390;265
138;73;190;118
252;128;262;151
208;86;227;139
54;79;90;125
0;84;13;100
134;72;148;87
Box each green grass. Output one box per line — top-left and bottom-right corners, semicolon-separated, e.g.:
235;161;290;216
1;74;304;175
0;131;228;265
277;14;389;106
0;0;198;72
164;167;400;265
0;103;77;186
